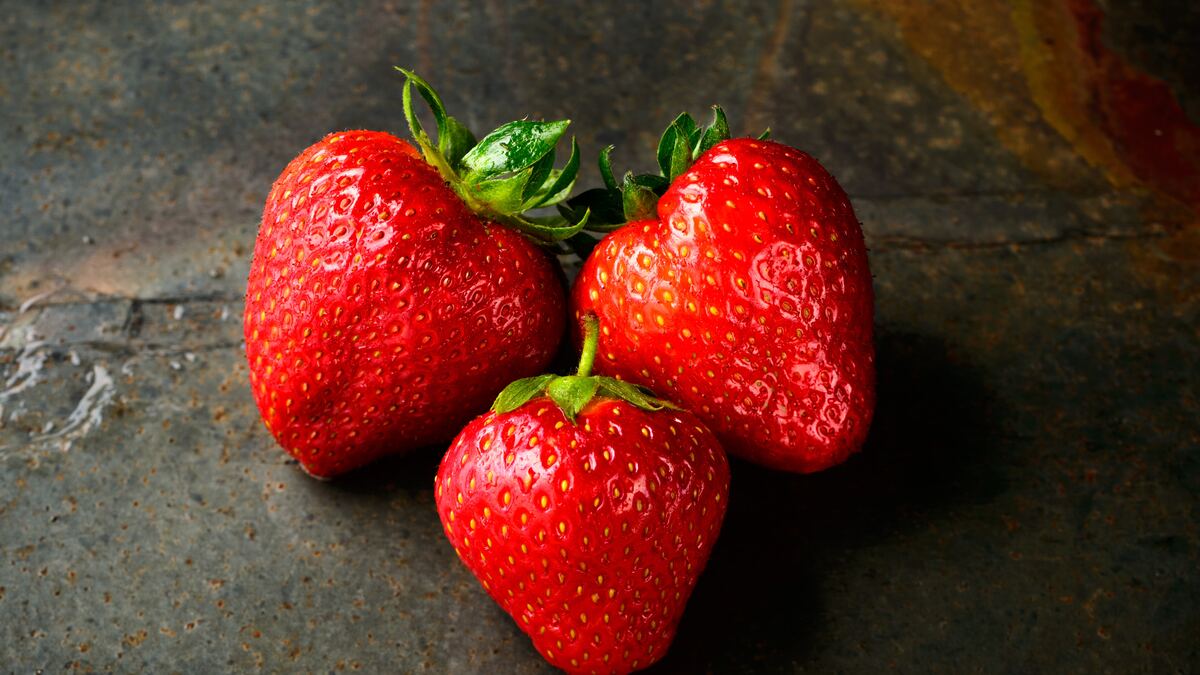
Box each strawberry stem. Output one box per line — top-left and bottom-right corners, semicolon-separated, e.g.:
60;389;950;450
576;314;599;378
490;314;678;419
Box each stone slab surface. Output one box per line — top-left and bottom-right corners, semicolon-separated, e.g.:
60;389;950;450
1;1;1197;672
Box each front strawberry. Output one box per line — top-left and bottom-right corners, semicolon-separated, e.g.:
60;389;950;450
435;316;730;674
245;71;588;478
567;110;875;473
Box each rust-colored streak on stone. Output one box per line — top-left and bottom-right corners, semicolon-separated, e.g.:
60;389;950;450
864;0;1200;227
1012;0;1139;189
1015;0;1200;221
1014;0;1200;262
416;0;433;76
855;0;1085;185
1061;0;1200;213
743;0;795;134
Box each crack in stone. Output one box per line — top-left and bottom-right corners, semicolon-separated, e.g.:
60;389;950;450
870;227;1172;252
0;292;242;314
851;188;1133;202
1;295;243;354
0;225;1177;347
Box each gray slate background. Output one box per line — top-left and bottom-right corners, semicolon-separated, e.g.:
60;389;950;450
1;1;1197;672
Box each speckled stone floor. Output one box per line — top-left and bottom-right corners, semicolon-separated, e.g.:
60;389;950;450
1;1;1197;672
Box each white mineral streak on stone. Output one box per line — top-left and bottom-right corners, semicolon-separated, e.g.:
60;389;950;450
173;305;185;320
18;287;60;314
0;332;49;401
40;364;116;442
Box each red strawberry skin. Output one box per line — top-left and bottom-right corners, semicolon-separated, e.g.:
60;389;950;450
435;398;729;674
572;138;874;473
245;131;565;478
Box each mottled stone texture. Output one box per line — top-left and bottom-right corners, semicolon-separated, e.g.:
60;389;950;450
1;1;1197;672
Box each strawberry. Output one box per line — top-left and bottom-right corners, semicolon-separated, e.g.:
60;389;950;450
245;71;589;478
565;109;875;473
435;316;729;674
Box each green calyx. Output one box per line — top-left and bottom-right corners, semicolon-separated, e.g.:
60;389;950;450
491;315;676;421
396;68;588;243
559;106;770;238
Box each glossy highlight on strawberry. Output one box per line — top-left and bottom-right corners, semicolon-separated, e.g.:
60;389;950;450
571;122;875;473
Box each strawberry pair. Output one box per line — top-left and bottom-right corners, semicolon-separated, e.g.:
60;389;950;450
245;71;874;673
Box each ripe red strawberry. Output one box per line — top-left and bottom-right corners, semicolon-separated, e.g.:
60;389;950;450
566;109;874;473
435;316;729;674
245;71;589;478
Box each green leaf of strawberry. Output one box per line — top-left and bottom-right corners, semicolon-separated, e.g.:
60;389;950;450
398;68;476;173
461;120;570;179
561;104;763;234
620;172;659;222
395;68;585;243
598;144;618;190
493;373;557;415
525;138;580;209
656;112;698;181
545;375;599;420
694;106;730;158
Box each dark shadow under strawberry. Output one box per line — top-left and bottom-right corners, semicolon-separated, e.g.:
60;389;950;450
647;330;1002;672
